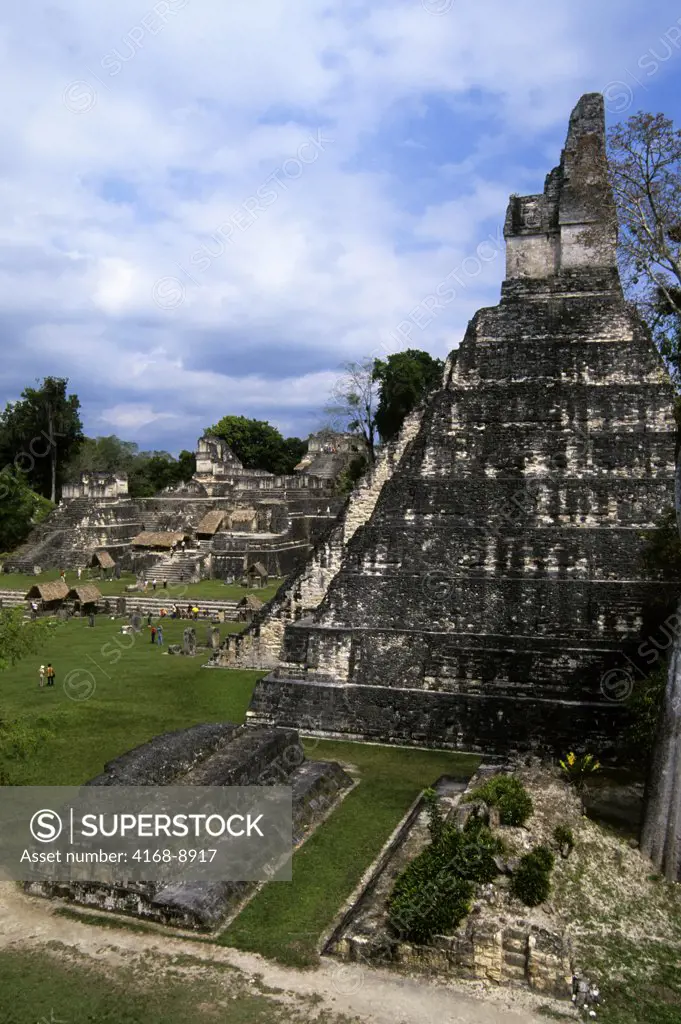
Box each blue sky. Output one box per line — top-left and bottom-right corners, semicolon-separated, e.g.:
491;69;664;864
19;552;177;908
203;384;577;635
1;0;680;454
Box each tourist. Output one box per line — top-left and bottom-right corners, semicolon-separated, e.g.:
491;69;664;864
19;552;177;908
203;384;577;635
39;664;45;688
88;612;95;627
152;578;157;591
46;664;55;687
157;625;164;647
150;625;157;644
30;600;38;620
147;612;152;626
192;606;199;620
77;567;82;580
163;579;167;589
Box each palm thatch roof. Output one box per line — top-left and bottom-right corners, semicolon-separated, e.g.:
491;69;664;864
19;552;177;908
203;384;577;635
246;561;268;577
237;595;264;611
91;550;115;569
67;585;102;604
131;531;188;549
25;580;69;603
196;510;225;535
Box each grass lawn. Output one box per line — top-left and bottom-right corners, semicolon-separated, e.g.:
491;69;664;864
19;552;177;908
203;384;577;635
219;739;480;966
0;949;297;1024
0;616;261;785
0;569;285;603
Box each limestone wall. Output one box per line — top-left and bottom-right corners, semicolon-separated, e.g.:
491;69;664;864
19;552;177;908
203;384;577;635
211;407;425;671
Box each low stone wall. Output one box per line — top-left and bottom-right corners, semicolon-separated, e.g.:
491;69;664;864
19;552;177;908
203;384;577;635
327;766;575;1000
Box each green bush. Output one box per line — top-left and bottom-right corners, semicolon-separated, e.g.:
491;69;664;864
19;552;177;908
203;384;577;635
387;808;504;943
389;868;473;944
529;845;555;872
553;824;574;852
467;774;534;826
510;847;554;907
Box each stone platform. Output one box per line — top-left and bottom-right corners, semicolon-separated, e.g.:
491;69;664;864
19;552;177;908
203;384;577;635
26;723;353;929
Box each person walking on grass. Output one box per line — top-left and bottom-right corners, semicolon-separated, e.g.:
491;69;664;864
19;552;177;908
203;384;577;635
150;625;157;644
46;664;55;687
157;624;164;647
152;578;157;592
39;664;45;688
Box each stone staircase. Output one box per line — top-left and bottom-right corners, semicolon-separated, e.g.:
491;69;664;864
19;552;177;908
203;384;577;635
0;588;29;609
142;551;205;583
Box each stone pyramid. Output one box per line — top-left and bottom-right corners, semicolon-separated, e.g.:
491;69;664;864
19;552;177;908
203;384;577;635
245;94;678;756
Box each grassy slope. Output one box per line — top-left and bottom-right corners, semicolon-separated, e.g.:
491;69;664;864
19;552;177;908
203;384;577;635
552;816;681;1024
0;616;260;785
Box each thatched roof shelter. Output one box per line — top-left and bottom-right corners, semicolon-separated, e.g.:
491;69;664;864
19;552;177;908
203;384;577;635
25;580;69;604
131;531;188;549
67;585;102;606
196;510;225;536
246;561;268;577
91;550;115;569
237;595;264;611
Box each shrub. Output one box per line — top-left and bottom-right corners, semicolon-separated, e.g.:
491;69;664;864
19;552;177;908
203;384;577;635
625;666;666;761
529;845;555;872
510;847;554;907
553;824;575;852
387;805;504;943
389;869;474;944
423;786;445;846
467;774;534;827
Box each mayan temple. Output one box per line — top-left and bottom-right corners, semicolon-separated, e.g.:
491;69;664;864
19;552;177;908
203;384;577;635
233;93;679;756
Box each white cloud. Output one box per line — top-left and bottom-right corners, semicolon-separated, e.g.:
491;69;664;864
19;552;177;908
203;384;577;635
0;0;675;449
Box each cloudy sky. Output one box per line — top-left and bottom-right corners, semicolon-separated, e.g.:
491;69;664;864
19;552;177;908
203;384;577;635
2;0;680;454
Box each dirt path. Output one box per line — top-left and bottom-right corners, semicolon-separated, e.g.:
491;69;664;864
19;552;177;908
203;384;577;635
0;884;560;1024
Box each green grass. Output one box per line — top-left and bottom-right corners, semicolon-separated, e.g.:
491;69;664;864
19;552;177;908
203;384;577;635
1;569;286;603
0;616;262;785
219;739;479;966
0;948;295;1024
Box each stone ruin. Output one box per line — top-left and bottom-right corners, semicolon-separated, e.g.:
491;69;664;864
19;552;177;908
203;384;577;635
61;471;129;500
215;94;678;758
3;430;348;579
26;722;353;929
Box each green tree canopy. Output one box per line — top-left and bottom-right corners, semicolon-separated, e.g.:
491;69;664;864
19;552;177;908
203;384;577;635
0;468;54;553
206;415;304;474
0;377;83;502
63;437;196;498
373;349;444;443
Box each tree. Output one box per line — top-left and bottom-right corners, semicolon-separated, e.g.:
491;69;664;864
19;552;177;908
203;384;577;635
373;350;444;443
127;450;196;497
0;377;83;502
606;111;681;379
64;437;196;497
0;608;52;673
640;441;681;881
207;415;302;474
64;435;139;478
0;468;54;553
325;359;379;461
